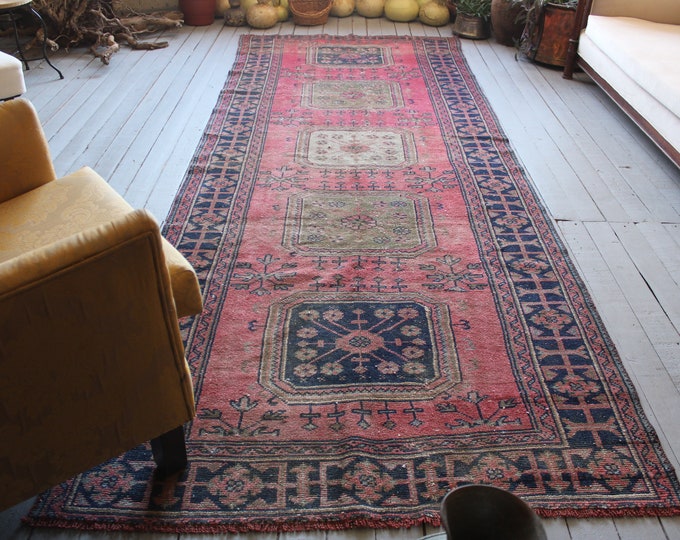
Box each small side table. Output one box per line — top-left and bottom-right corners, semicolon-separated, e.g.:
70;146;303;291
0;0;63;79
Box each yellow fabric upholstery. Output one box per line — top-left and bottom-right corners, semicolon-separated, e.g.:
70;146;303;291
0;166;203;317
0;99;203;318
0;98;56;203
0;98;203;510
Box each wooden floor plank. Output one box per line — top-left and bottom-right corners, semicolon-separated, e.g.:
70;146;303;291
612;222;680;334
513;61;640;223
541;518;572;540
279;531;326;540
25;49;111;119
554;72;680;224
328;528;376;540
335;15;354;35
123;25;247;210
567;70;680;182
460;40;602;223
566;518;619;540
93;26;219;188
586;220;680;398
49;43;188;176
615;517;667;540
661;515;680;539
637;222;680;289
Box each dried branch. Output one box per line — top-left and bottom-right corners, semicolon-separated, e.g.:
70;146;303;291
27;0;183;63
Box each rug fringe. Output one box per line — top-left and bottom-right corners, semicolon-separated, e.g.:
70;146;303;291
23;504;680;534
23;514;442;534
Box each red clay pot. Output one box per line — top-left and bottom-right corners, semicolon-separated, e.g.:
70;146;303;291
179;0;217;25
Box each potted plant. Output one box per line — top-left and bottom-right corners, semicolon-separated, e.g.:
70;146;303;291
452;0;492;39
515;0;578;66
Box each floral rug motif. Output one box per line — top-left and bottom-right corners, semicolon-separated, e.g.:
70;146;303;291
26;35;680;534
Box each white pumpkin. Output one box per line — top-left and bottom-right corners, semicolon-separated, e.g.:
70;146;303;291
331;0;355;17
355;0;385;18
246;1;279;27
419;0;449;26
384;0;419;21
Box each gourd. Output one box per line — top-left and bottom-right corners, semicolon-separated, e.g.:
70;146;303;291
331;0;355;17
355;0;385;17
418;0;449;25
216;0;231;16
241;0;260;14
275;3;289;20
384;0;419;21
246;0;279;27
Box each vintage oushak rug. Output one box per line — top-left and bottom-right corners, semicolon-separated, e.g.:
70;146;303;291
27;35;680;533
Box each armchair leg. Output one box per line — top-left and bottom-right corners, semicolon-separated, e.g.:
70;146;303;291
151;426;188;478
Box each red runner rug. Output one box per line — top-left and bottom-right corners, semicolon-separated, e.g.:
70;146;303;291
27;35;680;533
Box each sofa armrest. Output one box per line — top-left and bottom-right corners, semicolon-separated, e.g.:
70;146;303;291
0;98;57;204
0;209;196;509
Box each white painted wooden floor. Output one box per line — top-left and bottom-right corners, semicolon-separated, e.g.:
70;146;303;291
2;15;680;540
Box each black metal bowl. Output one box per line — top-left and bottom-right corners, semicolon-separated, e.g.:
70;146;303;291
440;485;547;540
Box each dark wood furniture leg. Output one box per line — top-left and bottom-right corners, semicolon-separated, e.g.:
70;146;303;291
151;425;188;478
563;0;593;79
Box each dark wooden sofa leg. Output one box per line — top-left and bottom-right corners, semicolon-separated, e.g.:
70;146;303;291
151;425;188;478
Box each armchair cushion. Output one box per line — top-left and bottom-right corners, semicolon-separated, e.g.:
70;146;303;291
0;167;203;318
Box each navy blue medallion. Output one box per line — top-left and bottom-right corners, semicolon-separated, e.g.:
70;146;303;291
260;292;460;404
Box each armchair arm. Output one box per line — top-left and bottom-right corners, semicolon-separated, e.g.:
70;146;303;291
0;98;57;204
0;209;196;509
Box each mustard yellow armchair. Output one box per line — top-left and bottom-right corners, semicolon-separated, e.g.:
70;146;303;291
0;98;203;510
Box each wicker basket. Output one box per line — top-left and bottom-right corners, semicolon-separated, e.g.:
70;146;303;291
289;0;332;25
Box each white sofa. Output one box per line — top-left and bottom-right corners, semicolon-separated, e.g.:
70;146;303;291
564;0;680;168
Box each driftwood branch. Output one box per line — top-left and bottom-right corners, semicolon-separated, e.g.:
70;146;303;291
26;0;183;64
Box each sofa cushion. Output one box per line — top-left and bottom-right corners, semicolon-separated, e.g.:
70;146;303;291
0;167;202;317
584;16;680;120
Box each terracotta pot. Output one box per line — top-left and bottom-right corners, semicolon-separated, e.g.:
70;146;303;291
491;0;525;46
179;0;217;25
